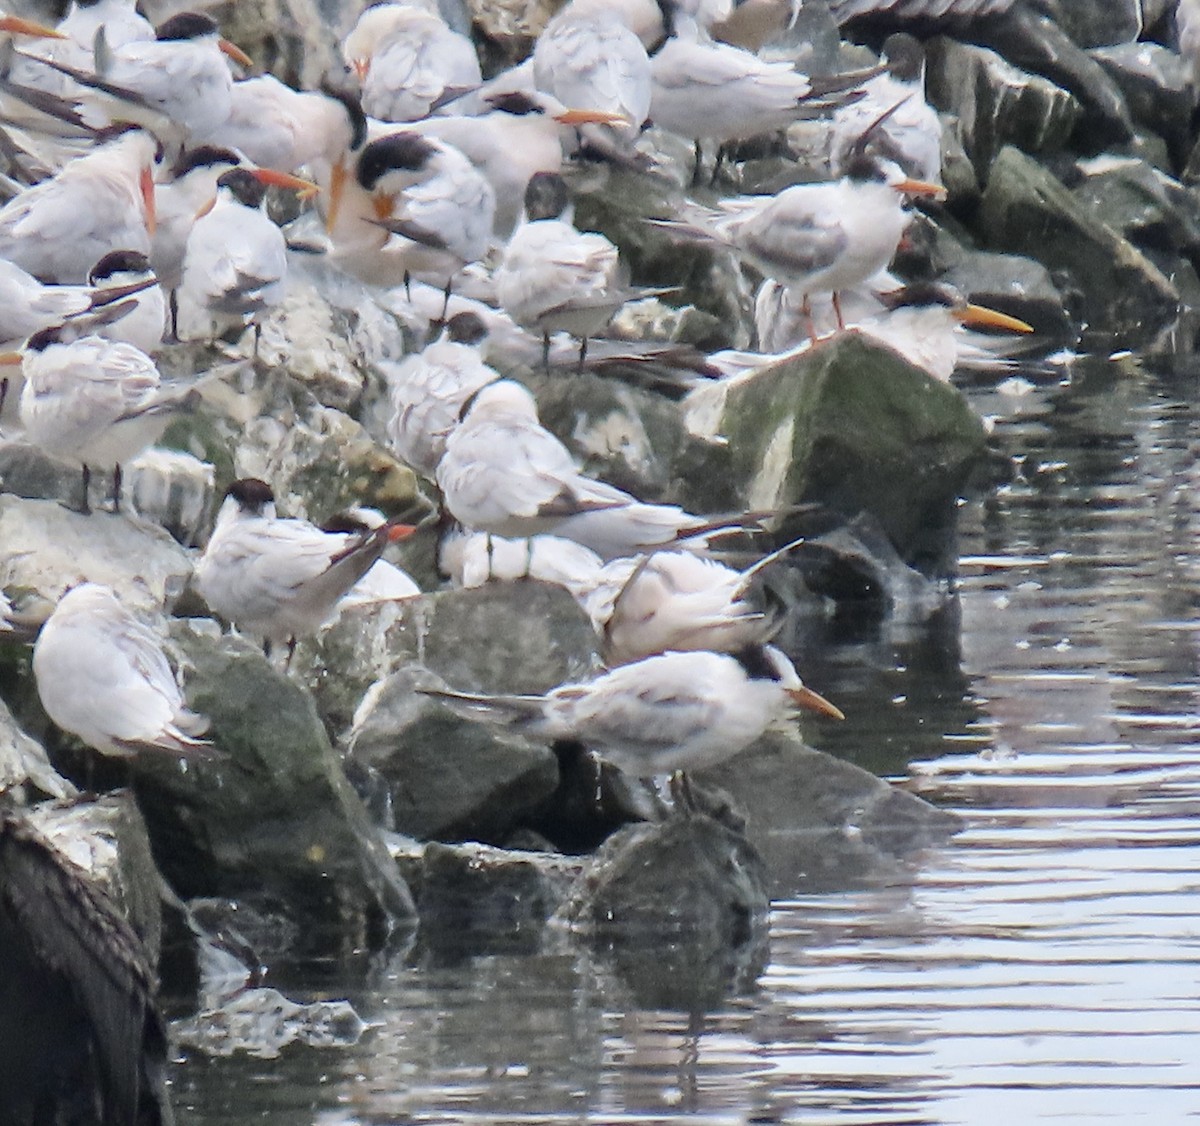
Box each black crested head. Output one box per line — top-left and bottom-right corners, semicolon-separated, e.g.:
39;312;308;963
155;11;219;41
171;145;241;179
356;132;437;190
731;644;785;684
882;281;958;312
842;151;889;184
25;325;65;352
88;250;152;284
226;478;275;513
445;311;488;346
320;511;370;535
881;33;925;83
319;78;368;151
523;171;569;222
217;167;267;208
485;91;542;117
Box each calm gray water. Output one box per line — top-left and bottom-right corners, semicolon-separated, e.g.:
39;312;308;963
172;357;1200;1124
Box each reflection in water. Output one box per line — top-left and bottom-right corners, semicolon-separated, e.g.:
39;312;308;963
174;359;1200;1124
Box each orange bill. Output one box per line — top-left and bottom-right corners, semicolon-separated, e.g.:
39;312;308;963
386;523;418;542
193;194;216;220
324;157;346;233
0;16;67;39
955;304;1034;334
251;168;319;200
351;57;370;82
553;108;631;126
140;165;156;236
218;37;253;70
893;177;945;198
0;351;23;365
787;685;845;721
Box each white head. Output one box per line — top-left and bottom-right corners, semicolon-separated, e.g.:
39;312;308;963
460;379;540;425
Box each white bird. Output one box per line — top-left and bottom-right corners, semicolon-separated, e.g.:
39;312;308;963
327;131;496;296
532;7;650;160
195;478;418;661
177;166;314;345
32;583;210;759
78;10;253;143
341;2;482;123
650;153;942;334
0;126;157;283
438;528;607;600
495;171;626;367
406;90;623;237
421;644;843;778
436;380;756;560
18;322;192;513
0;258;93;349
587;540;804;665
383;310;500;479
829;33;941;184
85;249;165;354
317;509;422;607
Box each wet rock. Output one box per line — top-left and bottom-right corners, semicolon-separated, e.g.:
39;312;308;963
0;697;75;803
557;815;769;946
128;623;416;961
122;447;215;549
925;37;1081;182
466;0;559;69
348;665;560;843
698;733;963;894
941;249;1078;346
173;987;367;1059
23;791;165;965
1091;43;1193;162
970;6;1134;147
684;332;988;576
0;494;193;614
1045;0;1145;48
1071;157;1200;271
298;580;600;738
394;837;582;951
978;146;1180;346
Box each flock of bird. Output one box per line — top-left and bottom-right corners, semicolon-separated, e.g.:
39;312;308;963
0;0;1042;804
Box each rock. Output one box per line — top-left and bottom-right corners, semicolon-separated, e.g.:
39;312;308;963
466;0;559;69
173;987;367;1059
297;580;601;738
122;447;216;549
0;493;193;615
1044;0;1145;48
0;696;75;804
23;792;165;965
977;146;1180;346
684;332;988;576
1071;157;1200;270
925;37;1081;182
941;249;1078;346
969;6;1135;147
348;665;560;843
698;733;963;893
557;815;769;948
1091;43;1193;162
128;623;416;961
394;837;582;952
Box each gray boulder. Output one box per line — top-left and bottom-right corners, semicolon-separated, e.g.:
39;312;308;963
1090;43;1193;163
978;146;1180;345
0;696;76;804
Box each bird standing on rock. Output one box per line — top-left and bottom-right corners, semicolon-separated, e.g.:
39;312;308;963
195;478;419;663
32;582;211;759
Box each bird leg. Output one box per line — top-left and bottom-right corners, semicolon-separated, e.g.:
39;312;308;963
692;138;704;187
541;331;551;372
832;291;846;331
669;769;699;817
166;289;180;342
710;143;729;186
110;463;123;514
577;335;588;373
285;636;297;670
403;270;412;303
802;294;818;344
79;464;92;516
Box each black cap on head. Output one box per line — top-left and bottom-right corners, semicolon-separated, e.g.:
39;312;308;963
25;325;64;352
881;281;958;312
356;132;438;190
485;91;543;117
732;644;785;684
88;250;152;284
445;311;488;346
226;478;275;513
881;33;925;83
155;11;220;41
319;78;369;151
171;145;241;179
523;171;569;222
217;167;268;209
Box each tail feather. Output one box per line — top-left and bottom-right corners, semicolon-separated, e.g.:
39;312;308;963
416;686;548;726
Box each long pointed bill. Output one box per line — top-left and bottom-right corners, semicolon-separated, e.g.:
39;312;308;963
955;304;1035;334
140;165;156;236
193;194;216;220
0;351;23;365
325;157;346;234
787;685;845;721
372;192;393;222
252;167;320;201
894;177;945;198
0;16;67;38
386;522;418;542
352;57;370;82
554;108;631;126
218;38;253;70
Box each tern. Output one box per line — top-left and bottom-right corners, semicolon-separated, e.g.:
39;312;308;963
436;380;760;560
383;310;500;479
194;478;419;662
341;2;482;124
85;249;165;354
32;582;211;759
0;125;157;283
421;644;843;779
